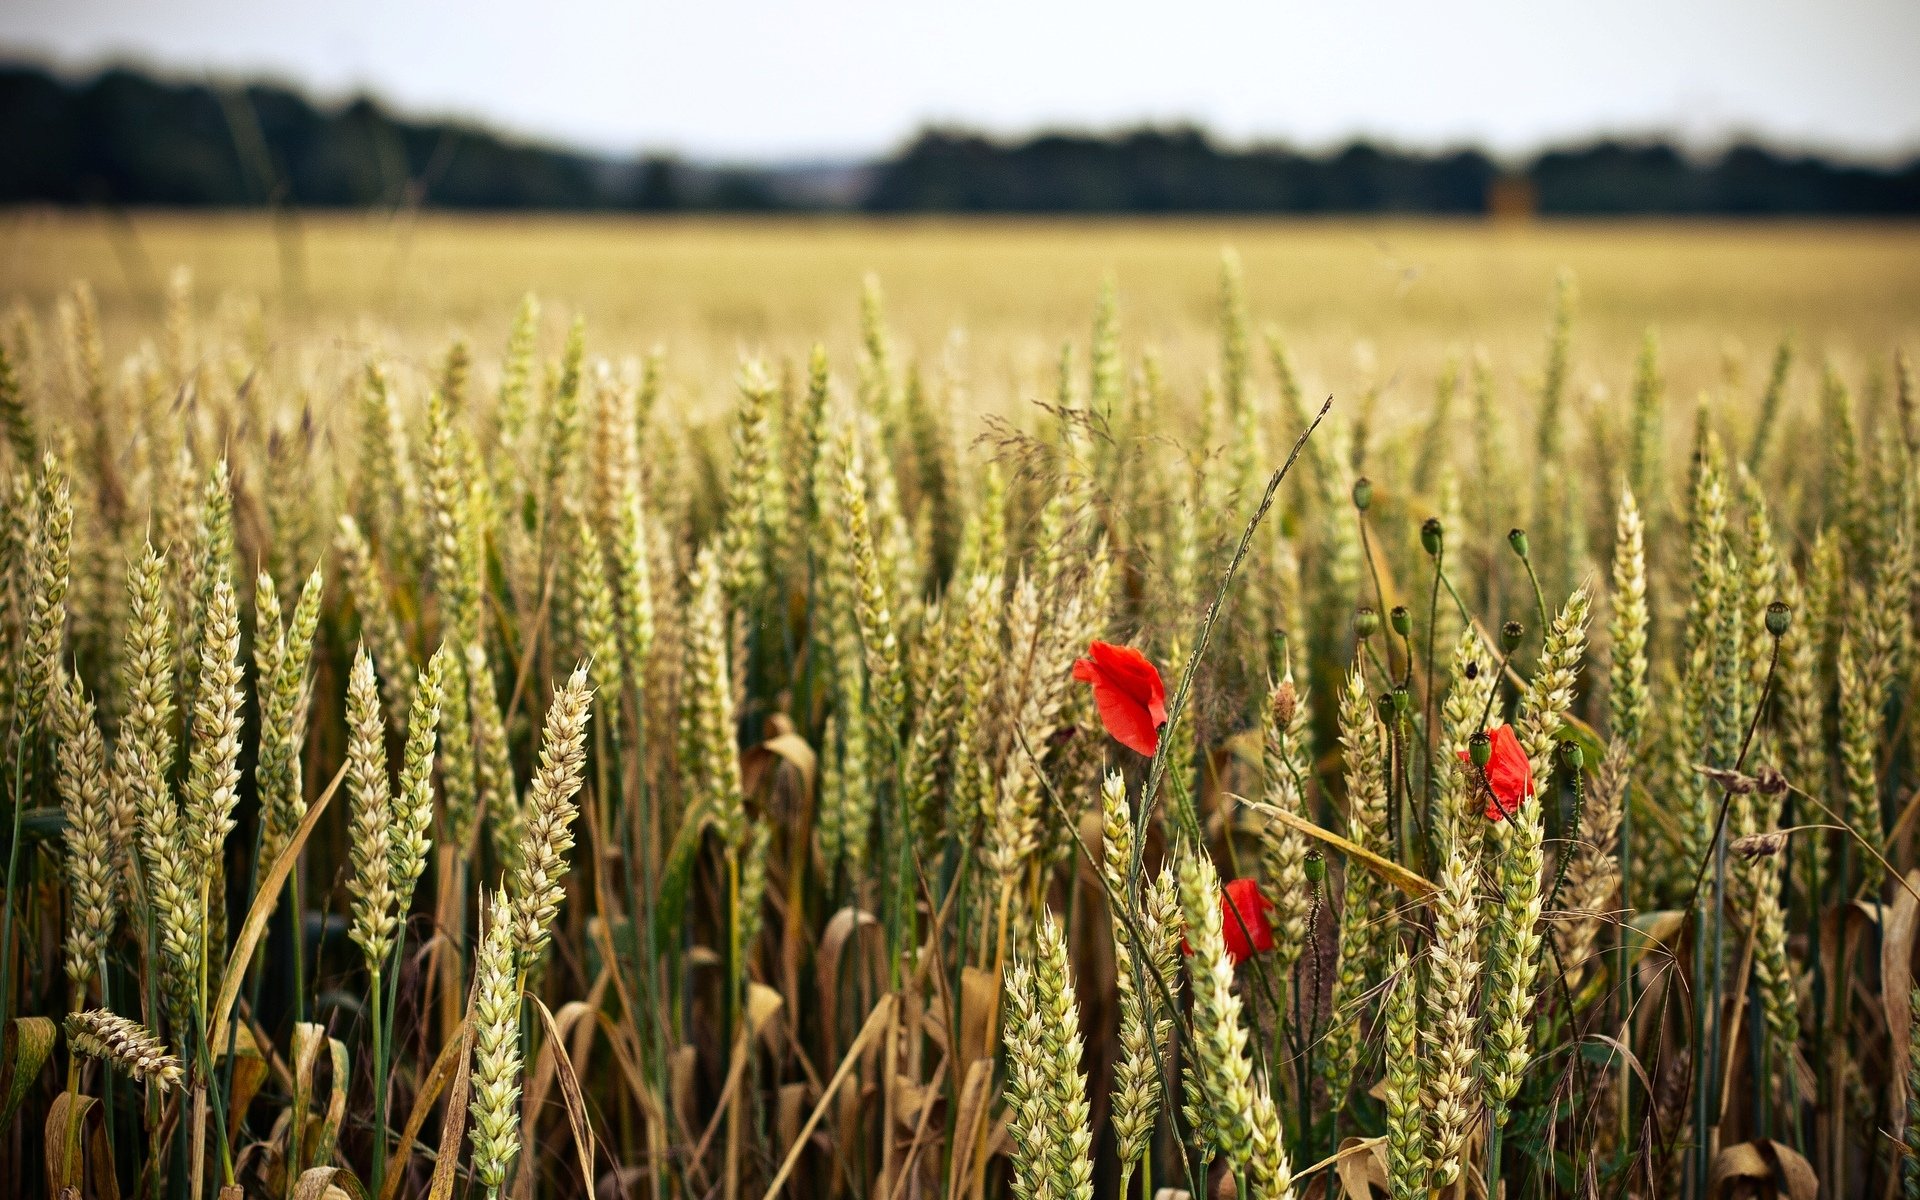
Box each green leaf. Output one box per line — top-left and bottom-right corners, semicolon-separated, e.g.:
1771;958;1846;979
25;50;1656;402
653;808;713;956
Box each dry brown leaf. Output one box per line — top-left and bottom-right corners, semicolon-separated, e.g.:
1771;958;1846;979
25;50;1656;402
212;761;346;1054
223;1021;268;1151
378;1015;470;1200
530;993;599;1200
1246;799;1437;899
291;1166;370;1200
777;1082;811;1154
1708;1138;1817;1199
47;1091;118;1200
3;1015;57;1127
945;1058;994;1200
957;966;997;1072
748;981;787;1048
670;1045;699;1146
421;1011;474;1200
762;993;895;1200
1333;1135;1388;1198
819;907;883;1054
1884;869;1920;1126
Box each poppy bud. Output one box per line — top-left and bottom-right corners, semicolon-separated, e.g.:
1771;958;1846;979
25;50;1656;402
1389;605;1412;637
1500;620;1525;652
1468;730;1493;768
1352;477;1373;512
1304;850;1325;883
1507;527;1530;559
1421;517;1444;557
1391;685;1413;716
1355;606;1379;639
1765;601;1791;638
1557;740;1584;772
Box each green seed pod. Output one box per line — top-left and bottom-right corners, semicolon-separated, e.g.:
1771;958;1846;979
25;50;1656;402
1420;516;1444;557
1352;476;1373;512
1376;693;1397;725
1304;850;1326;884
1391;685;1413;716
1500;620;1525;652
1389;605;1412;637
1507;527;1530;559
1468;731;1493;768
1557;739;1584;772
1355;606;1379;640
1765;601;1791;638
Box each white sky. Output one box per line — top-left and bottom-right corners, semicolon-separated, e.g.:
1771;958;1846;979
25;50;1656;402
4;0;1918;162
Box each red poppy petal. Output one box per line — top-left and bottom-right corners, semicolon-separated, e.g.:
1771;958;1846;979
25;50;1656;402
1223;919;1252;965
1089;642;1163;709
1090;680;1160;756
1486;724;1534;810
1072;657;1098;684
1222;879;1274;962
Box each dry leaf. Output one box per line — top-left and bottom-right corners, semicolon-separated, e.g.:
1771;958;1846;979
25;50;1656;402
1708;1139;1817;1199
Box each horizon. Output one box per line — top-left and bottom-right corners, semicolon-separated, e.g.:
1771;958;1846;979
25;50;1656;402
8;53;1920;174
3;0;1917;164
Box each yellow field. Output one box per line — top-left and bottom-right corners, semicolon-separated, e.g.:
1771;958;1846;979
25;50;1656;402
6;208;1920;1197
4;212;1916;422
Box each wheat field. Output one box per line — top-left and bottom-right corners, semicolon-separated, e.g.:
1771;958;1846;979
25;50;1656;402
0;213;1917;1200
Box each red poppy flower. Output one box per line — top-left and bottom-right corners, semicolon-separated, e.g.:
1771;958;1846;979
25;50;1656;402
1181;877;1276;966
1458;723;1533;821
1072;641;1168;757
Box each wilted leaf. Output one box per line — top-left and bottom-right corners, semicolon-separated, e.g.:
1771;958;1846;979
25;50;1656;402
291;1166;370;1200
3;1016;57;1127
530;993;598;1200
1708;1139;1817;1199
1333;1135;1388;1199
47;1091;118;1200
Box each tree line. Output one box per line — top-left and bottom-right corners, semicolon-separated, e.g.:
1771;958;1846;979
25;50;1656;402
4;62;1917;215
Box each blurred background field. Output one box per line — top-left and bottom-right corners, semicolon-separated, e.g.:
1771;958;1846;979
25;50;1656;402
5;211;1917;422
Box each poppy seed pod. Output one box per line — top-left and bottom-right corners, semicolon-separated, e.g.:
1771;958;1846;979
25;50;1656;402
1420;516;1444;556
1500;620;1525;652
1352;476;1373;511
1389;605;1412;638
1507;527;1530;558
1557;739;1584;772
1468;730;1493;768
1391;685;1413;716
1766;601;1792;638
1375;692;1396;724
1304;850;1326;884
1355;606;1379;639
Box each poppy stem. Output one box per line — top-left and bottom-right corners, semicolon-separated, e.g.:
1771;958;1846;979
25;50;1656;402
1422;542;1444;855
1357;509;1395;677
